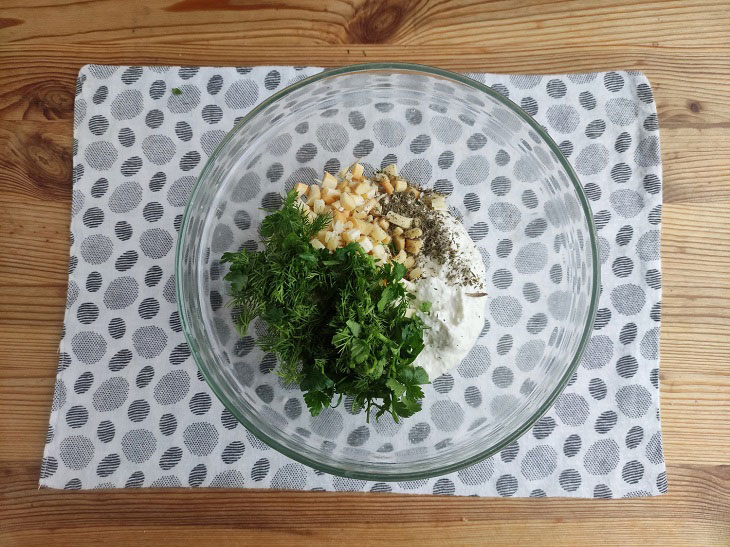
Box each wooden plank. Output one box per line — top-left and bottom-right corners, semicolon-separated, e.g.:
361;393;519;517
0;463;728;545
660;128;730;204
0;201;71;286
0;120;72;201
1;44;729;130
1;0;729;49
0;324;63;379
1;0;729;543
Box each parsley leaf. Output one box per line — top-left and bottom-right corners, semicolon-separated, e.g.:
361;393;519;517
221;190;430;422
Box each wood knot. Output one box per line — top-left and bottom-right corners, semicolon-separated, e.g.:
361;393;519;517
29;82;75;120
0;17;24;29
26;132;72;199
345;0;408;44
689;101;701;113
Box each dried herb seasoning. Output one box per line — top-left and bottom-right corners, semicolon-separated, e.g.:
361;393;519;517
381;188;482;288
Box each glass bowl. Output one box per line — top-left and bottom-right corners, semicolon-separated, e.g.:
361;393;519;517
176;63;599;480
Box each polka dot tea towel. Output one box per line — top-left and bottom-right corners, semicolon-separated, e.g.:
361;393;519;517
41;66;665;497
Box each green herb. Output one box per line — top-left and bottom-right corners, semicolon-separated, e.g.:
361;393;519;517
221;190;430;422
171;87;182;95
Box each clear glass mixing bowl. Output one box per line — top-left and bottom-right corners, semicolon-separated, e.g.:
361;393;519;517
176;63;599;480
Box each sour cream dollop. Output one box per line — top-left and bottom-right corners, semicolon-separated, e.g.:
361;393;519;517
411;212;486;379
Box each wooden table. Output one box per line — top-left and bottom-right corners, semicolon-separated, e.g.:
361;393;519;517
1;1;728;545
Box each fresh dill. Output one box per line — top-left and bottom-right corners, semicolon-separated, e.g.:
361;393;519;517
221;190;430;422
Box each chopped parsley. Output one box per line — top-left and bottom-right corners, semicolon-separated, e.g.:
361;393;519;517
221;190;430;422
171;87;182;95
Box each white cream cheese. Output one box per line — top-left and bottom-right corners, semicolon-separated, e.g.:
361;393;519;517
411;212;486;380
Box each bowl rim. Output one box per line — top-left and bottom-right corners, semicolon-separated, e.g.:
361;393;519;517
176;62;600;481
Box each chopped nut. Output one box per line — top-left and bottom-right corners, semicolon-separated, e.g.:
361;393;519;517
354;181;371;195
306;184;321;205
362;199;378;214
323;232;340;250
287;162;455;271
321;187;340;205
370;224;388;242
332;221;346;234
294;182;309;196
341;192;356;211
406;186;421;199
383;164;397;178
372;244;388;263
293;199;308;212
394;234;406;252
393;249;407;263
358;235;374;253
325;235;340;251
322;172;338;189
374;171;388;182
405;238;423;255
313;199;326;215
430;196;447;210
353;218;374;235
294;200;317;222
343;228;361;244
385;211;413;229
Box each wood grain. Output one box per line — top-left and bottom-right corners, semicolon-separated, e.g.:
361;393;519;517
1;0;729;545
2;43;730;127
1;0;729;48
1;463;729;545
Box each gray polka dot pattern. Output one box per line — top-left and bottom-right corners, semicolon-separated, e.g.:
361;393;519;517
42;66;664;498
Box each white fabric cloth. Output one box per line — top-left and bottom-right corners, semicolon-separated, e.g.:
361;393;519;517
40;66;665;497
